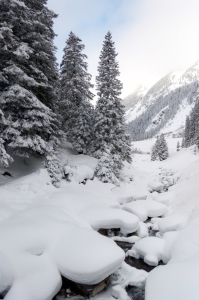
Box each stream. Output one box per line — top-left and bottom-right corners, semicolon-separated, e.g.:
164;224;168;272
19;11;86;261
54;226;164;300
54;167;174;300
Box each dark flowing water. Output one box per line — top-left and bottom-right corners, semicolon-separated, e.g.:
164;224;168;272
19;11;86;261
126;285;145;300
116;227;164;300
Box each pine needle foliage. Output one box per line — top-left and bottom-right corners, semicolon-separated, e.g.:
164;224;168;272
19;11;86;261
0;0;60;161
151;134;169;161
59;32;94;153
93;31;132;184
184;101;199;148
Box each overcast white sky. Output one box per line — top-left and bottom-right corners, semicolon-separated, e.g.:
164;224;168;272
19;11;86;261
48;0;199;98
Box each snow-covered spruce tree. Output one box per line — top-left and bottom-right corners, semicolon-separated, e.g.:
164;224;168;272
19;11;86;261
44;136;63;187
71;100;94;154
1;86;59;157
177;141;180;151
151;144;158;161
0;0;63;185
95;143;119;185
0;138;13;167
151;135;169;161
184;116;191;147
181;137;185;148
151;136;160;161
59;32;94;153
93;31;132;183
157;134;169;161
184;101;199;149
0;109;13;167
0;0;59;109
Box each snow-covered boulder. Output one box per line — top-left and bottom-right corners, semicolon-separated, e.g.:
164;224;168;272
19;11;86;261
151;191;175;206
122;200;167;221
111;285;130;300
148;181;164;192
0;206;125;300
78;206;139;235
63;154;98;183
111;262;148;288
158;213;186;233
126;237;165;266
137;221;149;238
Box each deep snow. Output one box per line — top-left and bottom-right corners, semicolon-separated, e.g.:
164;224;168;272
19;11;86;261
1;139;199;300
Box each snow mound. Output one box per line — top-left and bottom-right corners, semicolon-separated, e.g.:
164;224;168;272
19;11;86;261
63;154;98;183
112;262;148;288
78;206;139;235
137;221;149;238
158;213;187;233
127;237;165;266
151;191;174;205
145;222;199;300
148;181;164;192
0;206;125;299
118;188;148;205
122;200;167;221
111;285;130;300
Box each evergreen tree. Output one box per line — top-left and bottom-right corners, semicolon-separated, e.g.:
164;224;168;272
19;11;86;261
189;117;195;145
184;101;199;149
1;86;59;157
184;116;190;147
151;144;158;161
0;138;13;167
0;0;60;165
94;143;119;185
151;135;169;161
59;32;94;153
177;141;180;151
71;100;94;154
44;136;63;187
196;132;199;149
93;31;132;183
181;137;185;148
0;0;58;109
158;134;169;161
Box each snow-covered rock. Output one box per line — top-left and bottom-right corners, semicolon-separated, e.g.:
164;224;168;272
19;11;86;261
111;285;130;300
63;154;98;183
111;262;148;288
122;200;167;221
78;206;139;235
148;181;164;192
137;221;149;238
0;206;125;299
127;237;165;266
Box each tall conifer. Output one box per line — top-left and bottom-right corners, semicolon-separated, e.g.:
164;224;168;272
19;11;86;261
184;116;191;147
59;32;94;153
151;135;169;161
93;32;131;184
0;0;59;159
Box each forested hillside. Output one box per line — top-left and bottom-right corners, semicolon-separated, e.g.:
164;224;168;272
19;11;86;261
125;62;199;140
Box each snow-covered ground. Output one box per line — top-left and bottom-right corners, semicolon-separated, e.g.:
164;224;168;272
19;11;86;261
132;140;199;300
132;137;182;153
1;140;199;300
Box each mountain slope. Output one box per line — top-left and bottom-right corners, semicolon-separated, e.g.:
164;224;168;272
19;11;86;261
126;61;199;140
124;85;149;124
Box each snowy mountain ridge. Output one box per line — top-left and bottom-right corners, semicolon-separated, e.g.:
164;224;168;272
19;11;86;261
125;61;199;140
124;85;149;111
